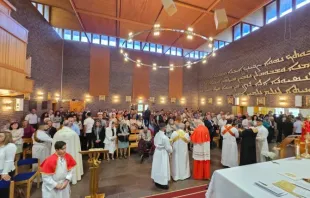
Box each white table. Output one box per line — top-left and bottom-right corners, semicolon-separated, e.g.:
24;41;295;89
206;158;310;198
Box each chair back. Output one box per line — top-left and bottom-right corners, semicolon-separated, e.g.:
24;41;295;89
15;158;39;175
22;138;33;144
129;134;138;142
0;180;14;198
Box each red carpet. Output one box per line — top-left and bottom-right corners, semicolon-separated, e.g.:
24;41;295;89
144;185;207;198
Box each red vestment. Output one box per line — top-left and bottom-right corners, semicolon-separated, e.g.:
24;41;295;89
301;120;310;142
191;125;211;180
40;153;76;175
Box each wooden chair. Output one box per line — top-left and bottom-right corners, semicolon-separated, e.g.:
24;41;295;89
0;180;14;198
13;158;40;198
128;134;139;156
22;138;33;159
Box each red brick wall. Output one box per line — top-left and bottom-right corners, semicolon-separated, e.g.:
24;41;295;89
62;41;199;113
198;4;310;113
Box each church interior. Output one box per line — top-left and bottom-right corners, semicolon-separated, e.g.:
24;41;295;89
1;0;310;197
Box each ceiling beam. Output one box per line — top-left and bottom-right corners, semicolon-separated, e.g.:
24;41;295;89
144;5;164;44
116;0;121;37
165;0;223;51
68;0;90;43
190;0;273;54
76;8;153;28
173;0;239;20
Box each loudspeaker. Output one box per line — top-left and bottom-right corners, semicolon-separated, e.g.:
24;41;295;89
214;8;228;30
161;0;177;16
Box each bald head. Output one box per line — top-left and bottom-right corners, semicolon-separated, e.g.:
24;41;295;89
177;123;185;130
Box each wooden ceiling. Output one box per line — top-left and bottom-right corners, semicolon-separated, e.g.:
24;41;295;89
31;0;272;50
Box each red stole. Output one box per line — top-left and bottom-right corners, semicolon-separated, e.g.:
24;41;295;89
222;125;235;136
40;153;77;175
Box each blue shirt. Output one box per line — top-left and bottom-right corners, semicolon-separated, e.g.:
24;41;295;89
71;123;80;136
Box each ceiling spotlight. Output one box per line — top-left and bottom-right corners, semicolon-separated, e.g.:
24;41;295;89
209;37;213;41
153;63;157;67
208;43;213;48
187;35;193;40
128;32;133;36
187;61;192;68
154;31;160;36
124;53;128;57
124;57;128;62
187;65;191;69
154;24;160;28
153;66;157;70
212;52;216;57
120;49;124;54
202;59;207;64
170;64;174;71
187;27;193;32
136;59;141;67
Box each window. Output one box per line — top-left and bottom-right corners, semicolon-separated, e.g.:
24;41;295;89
165;49;171;55
127;40;133;49
134;41;141;50
64;29;71;40
280;0;292;17
92;34;100;44
171;47;176;56
233;23;241;40
190;51;195;58
72;31;80;41
119;38;126;48
225;42;230;46
150;43;156;52
185;54;189;58
37;4;43;15
194;51;199;59
101;35;108;45
143;43;149;51
266;1;277;24
177;48;182;56
219;41;225;49
252;26;260;32
43;5;50;22
242;23;251;36
296;0;310;9
199;52;205;58
81;32;88;42
214;41;219;50
109;37;116;47
156;45;163;53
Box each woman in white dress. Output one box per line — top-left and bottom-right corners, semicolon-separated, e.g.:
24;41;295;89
9;121;23;161
104;122;117;161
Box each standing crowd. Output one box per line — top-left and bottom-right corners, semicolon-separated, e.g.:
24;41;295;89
0;106;304;196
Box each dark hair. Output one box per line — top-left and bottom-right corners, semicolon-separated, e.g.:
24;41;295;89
9;122;20;130
159;122;166;130
67;115;74;119
226;119;233;125
87;112;92;117
55;141;66;150
296;117;301;120
54;111;60;116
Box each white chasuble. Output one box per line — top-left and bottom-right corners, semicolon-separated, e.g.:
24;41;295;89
171;130;191;181
221;125;239;167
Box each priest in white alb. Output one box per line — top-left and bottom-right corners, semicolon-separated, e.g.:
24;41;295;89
256;118;269;162
51;120;83;184
221;119;239;167
41;141;76;198
151;123;173;189
32;126;53;170
171;123;190;181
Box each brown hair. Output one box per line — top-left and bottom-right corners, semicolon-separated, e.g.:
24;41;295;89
0;131;13;145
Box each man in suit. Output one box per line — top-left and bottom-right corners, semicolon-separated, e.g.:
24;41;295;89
143;107;151;128
46;120;57;138
204;114;215;149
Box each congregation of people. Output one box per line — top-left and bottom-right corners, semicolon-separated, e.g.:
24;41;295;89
0;106;304;197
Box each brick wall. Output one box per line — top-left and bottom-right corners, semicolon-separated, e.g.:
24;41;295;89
62;40;199;113
198;4;310;113
0;0;63;127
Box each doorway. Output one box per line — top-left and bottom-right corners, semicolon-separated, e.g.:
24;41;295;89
137;103;149;116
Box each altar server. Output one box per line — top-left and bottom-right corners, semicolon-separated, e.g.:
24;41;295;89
41;141;76;198
240;122;258;166
171;123;190;181
151;123;173;189
191;125;211;180
256;118;269;162
221;119;239;167
104;121;117;161
32;127;53;170
51;120;83;184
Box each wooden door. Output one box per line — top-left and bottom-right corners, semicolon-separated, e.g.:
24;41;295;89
69;101;84;113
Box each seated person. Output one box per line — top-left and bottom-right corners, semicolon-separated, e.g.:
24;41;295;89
138;127;152;156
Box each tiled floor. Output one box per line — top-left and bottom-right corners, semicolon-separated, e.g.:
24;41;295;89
30;148;222;198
